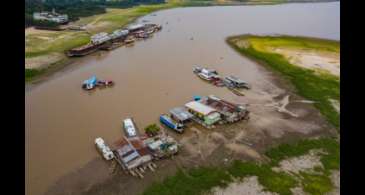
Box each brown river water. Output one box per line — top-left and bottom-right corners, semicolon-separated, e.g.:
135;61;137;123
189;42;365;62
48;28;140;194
25;2;339;195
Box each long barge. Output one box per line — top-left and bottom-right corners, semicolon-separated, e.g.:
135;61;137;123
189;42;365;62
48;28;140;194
66;43;104;57
66;23;162;57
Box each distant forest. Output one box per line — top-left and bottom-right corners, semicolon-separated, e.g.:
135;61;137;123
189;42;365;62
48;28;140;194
25;0;165;28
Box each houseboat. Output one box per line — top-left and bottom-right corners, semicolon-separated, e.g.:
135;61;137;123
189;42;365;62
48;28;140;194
224;76;251;89
159;114;184;133
193;67;220;81
95;137;115;160
185;100;221;127
123;118;139;138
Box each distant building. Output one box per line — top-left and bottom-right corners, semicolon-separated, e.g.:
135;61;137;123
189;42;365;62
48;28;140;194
33;9;69;24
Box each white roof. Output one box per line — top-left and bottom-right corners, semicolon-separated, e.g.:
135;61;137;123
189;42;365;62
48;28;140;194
128;24;144;30
123;118;137;137
185;101;217;116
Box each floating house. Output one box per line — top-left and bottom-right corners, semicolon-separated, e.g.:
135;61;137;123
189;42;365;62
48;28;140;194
185;101;221;126
91;32;111;45
224;76;250;89
109;29;129;40
201;95;249;123
113;136;153;173
95;137;114;160
169;107;194;124
145;135;179;159
123;118;139;138
127;24;145;32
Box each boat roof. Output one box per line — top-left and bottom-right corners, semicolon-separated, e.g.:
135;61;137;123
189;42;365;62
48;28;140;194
128;23;144;30
84;76;97;85
185;101;217;116
123;118;137;137
148;140;163;150
226;76;247;83
170;107;194;121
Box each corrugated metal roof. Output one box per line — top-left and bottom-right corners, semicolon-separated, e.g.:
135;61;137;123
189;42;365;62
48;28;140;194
121;150;140;164
185;101;217;116
170;107;193;121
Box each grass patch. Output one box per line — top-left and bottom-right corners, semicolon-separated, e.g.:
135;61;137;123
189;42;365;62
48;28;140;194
300;172;333;195
266;138;340;172
144;167;232;195
25;68;44;81
227;35;340;128
143;137;339;195
228;161;297;195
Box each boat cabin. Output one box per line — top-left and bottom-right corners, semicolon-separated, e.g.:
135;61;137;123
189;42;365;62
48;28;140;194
185;101;221;126
123;118;138;138
225;76;250;89
169;107;194;124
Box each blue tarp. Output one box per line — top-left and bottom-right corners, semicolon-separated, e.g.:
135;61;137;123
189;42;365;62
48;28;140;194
83;76;97;85
193;95;201;101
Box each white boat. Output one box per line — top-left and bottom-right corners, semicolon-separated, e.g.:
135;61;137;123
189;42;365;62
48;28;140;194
197;68;219;81
95;137;114;160
123;118;138;138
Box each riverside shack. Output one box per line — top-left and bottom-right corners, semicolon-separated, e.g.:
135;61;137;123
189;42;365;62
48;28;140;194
185;101;221;126
112;136;154;178
169;107;194;124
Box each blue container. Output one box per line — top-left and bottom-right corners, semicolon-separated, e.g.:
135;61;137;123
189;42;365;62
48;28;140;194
160;114;183;133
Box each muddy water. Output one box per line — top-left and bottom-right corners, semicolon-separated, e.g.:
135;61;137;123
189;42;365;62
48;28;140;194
25;2;339;195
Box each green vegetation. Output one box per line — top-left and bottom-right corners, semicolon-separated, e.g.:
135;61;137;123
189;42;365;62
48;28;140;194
145;167;232;195
300;172;333;195
144;138;339;195
227;35;340;128
228;161;297;195
145;123;161;136
265;138;340;172
25;68;44;81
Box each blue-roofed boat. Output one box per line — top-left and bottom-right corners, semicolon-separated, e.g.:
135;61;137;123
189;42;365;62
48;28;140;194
82;75;97;90
160;114;184;133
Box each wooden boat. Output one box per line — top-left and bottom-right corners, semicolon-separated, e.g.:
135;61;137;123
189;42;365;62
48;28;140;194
229;88;245;96
96;80;114;87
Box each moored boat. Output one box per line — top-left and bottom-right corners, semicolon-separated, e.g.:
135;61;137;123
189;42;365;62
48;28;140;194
95;137;114;160
160;114;184;133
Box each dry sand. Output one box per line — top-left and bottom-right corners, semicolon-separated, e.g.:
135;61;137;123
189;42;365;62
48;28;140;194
272;149;324;174
211;176;278;195
273;48;340;77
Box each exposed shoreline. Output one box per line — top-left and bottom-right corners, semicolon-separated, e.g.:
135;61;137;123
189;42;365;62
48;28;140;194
226;34;340;128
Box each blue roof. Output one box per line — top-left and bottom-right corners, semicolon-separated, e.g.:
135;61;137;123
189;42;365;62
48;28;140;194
193;95;201;101
83;76;97;85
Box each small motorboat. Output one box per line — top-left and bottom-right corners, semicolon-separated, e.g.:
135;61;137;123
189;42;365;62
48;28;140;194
225;76;251;89
82;76;97;90
96;80;114;87
193;66;202;74
229;87;245;96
